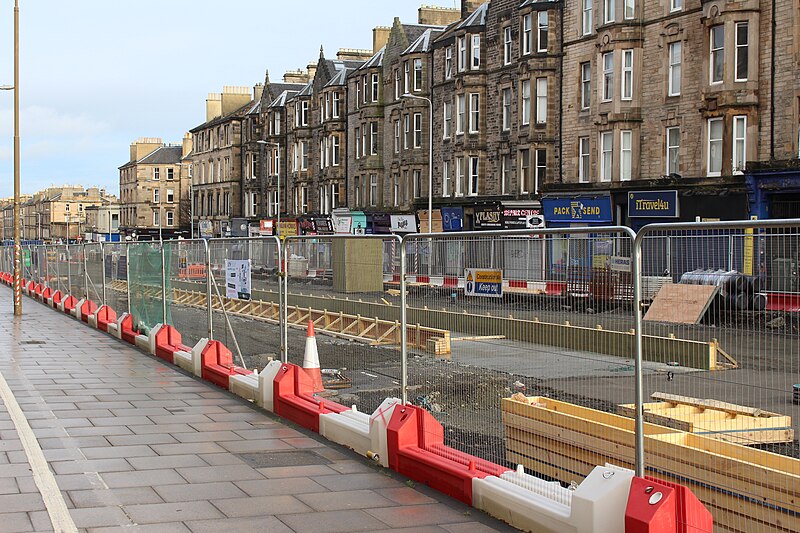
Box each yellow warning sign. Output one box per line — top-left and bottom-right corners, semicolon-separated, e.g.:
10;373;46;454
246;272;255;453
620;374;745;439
473;270;502;284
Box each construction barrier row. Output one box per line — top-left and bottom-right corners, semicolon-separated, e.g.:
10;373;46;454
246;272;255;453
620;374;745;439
1;271;713;533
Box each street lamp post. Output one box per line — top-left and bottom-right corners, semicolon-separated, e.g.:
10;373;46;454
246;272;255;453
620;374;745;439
1;0;21;314
401;93;433;234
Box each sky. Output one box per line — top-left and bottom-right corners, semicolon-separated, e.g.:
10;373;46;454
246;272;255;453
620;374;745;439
0;0;455;198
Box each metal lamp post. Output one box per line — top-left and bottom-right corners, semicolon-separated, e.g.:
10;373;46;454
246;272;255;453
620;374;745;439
1;0;21;314
401;93;433;234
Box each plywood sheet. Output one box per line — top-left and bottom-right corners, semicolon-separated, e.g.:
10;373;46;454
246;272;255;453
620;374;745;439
644;283;718;324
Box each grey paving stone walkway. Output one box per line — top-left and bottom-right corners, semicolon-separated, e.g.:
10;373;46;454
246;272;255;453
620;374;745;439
0;288;515;533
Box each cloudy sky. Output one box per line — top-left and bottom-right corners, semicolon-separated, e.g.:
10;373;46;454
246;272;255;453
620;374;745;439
0;0;451;198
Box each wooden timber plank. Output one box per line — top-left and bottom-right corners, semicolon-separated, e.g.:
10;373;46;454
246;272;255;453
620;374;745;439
644;284;719;325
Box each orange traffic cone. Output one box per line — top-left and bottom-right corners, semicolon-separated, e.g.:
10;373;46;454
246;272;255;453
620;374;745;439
302;320;324;392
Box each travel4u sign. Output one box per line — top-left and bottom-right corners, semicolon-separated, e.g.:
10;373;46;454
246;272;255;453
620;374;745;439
464;269;503;298
628;190;679;218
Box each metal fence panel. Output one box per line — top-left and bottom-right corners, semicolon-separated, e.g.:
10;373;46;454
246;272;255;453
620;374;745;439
163;239;213;350
84;243;104;304
127;241;166;333
283;234;403;414
102;242;129;317
635;220;800;533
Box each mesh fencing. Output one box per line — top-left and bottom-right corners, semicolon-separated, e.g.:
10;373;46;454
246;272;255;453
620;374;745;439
84;243;104;305
67;244;85;300
128;241;167;333
164;239;210;349
103;242;129;316
283;235;403;414
637;222;800;533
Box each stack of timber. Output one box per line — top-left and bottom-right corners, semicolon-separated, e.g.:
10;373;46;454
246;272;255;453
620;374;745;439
618;393;794;446
503;396;800;533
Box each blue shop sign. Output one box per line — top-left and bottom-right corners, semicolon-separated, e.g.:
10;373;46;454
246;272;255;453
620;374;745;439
628;190;679;218
541;195;613;223
441;207;463;231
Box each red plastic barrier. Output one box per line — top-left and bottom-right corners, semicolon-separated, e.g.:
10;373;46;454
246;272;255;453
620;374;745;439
154;325;190;364
120;314;138;344
95;305;117;333
27;280;35;293
62;295;78;314
42;287;53;300
386;404;510;505
34;283;43;299
200;340;252;390
272;363;348;432
80;300;98;323
51;290;63;308
625;476;713;533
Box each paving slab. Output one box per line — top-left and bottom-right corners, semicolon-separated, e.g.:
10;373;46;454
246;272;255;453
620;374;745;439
0;288;514;531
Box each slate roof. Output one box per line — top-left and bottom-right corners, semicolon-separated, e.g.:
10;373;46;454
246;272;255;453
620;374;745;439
402;28;445;55
325;67;354;87
189;99;253;133
456;2;488;29
295;81;314;98
269;90;298;108
137;145;182;165
357;47;385;71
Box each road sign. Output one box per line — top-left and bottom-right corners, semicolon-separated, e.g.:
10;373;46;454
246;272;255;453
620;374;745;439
464;269;503;298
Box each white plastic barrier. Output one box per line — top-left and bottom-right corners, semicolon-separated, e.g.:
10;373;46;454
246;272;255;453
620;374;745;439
472;463;634;533
257;360;283;411
134;323;161;354
88;310;98;328
108;312;129;339
319;397;400;468
230;369;259;401
173;338;209;376
70;299;85;318
57;296;67;313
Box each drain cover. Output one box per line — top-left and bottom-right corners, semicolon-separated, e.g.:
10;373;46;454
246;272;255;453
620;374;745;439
20;340;46;345
236;450;331;468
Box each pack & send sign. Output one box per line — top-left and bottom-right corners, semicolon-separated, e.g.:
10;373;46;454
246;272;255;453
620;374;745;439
464;269;503;298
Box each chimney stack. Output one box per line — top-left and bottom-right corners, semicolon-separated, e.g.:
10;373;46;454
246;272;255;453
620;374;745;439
418;5;460;26
206;93;222;121
461;0;483;18
373;26;391;53
253;83;264;103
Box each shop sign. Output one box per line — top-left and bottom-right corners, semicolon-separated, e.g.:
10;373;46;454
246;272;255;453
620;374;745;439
371;213;393;234
390;214;417;233
277;220;298;238
198;220;213;239
541;196;613;223
628;190;679;218
502;208;545;230
441;207;463;231
474;206;503;230
331;212;352;234
259;220;274;236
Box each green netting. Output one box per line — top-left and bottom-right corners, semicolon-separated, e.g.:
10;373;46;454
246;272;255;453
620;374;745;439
128;242;172;334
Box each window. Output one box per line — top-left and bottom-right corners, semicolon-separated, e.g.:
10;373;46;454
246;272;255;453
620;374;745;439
402;171;409;202
403;62;409;94
301;141;309;170
166;189;175;203
707;117;723;176
394;120;401;153
363;76;368;104
710;25;724;84
468;157;479;196
535;149;546;193
414;113;422;148
445;47;453;79
668;41;681;96
394;69;401;100
371;73;379;101
522;14;532;55
456;94;466;134
361;127;367;157
600;131;613;182
356;82;361;109
521;80;531;126
370;174;378;206
153;168;160;180
605;0;615;23
443;160;451;197
153;211;159;226
622;50;633;100
355;127;360;159
620;130;632;181
166;211;174;227
331;183;339;209
273;111;281;135
301;101;309;126
332;135;340;166
443;101;453;138
413;170;422;198
502;88;512;131
579;137;591;182
666;127;680;175
536;78;547;124
300;186;308;213
501;154;512;194
271;190;279;216
471;34;481;69
455;157;464;196
537;12;548;52
370;122;379;155
582;0;593;35
624;0;634;19
458;36;467;72
519;149;531;193
153;189;160;203
469;93;480;133
166;168;174;180
332;92;340;118
503;26;512;65
393;173;399;206
251;193;258;217
581;62;591;109
602;52;614;101
735;22;749;81
251;153;258;178
671;0;682;11
733;115;747;173
354;176;361;206
414;59;423;91
404;115;410;149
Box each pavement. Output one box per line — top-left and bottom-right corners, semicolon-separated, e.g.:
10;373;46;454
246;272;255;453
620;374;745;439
0;288;515;532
